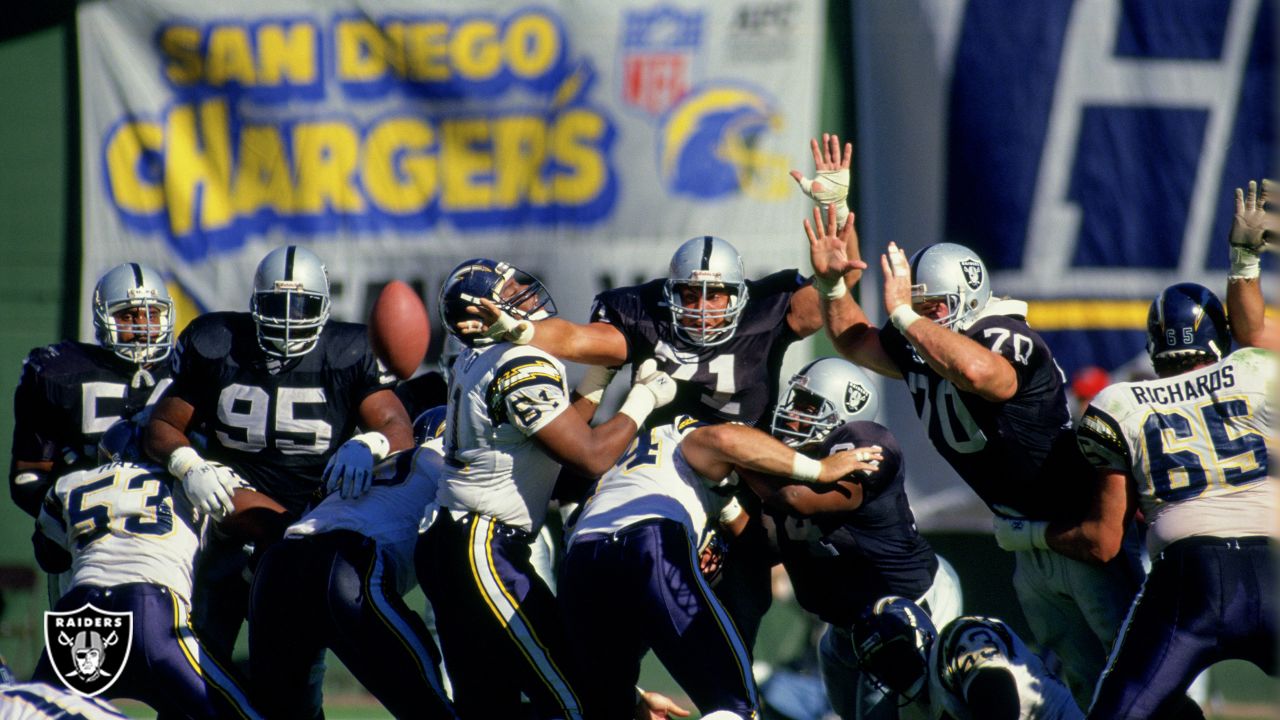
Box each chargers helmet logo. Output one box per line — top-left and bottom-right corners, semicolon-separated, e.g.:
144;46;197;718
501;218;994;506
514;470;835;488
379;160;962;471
44;604;134;696
657;83;790;200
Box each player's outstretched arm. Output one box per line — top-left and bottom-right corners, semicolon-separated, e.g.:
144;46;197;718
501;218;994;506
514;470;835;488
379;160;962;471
680;422;882;488
804;204;900;378
1226;179;1279;350
881;243;1017;400
146;395;238;519
463;299;630;366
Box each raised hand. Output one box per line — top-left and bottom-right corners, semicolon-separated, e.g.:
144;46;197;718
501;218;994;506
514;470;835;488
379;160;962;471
1231;179;1278;253
790;132;853;216
880;242;914;315
804;203;866;283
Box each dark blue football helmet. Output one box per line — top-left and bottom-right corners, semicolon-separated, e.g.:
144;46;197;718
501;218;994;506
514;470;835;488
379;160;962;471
1146;282;1231;372
413;405;447;446
852;596;936;703
97;416;148;464
438;259;556;347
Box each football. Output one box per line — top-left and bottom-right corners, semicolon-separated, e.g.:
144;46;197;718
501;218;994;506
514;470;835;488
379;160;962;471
218;488;289;545
369;279;430;380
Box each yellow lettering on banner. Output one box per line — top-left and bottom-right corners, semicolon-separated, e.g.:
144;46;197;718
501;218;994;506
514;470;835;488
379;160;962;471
161;26;203;85
165;101;234;236
506;14;558;79
552;110;606;204
383;23;408;78
206;26;258;86
257;23;317;86
451;20;501;81
491;115;549;208
441;119;493;210
293;123;365;213
406;22;450;81
364;119;437;213
336;20;386;82
105;122;165;214
233;125;294;215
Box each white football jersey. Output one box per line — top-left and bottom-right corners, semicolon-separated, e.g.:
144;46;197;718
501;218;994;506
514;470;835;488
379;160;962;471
1077;347;1277;553
0;681;126;719
288;439;445;594
37;462;200;604
436;344;570;533
929;616;1081;720
569;417;730;545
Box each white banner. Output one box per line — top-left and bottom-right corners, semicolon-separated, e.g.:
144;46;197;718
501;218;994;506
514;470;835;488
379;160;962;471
78;0;823;360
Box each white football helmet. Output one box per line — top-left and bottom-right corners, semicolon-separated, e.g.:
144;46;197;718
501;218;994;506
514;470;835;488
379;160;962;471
664;236;750;347
92;262;174;364
770;357;878;448
250;246;331;358
908;243;991;331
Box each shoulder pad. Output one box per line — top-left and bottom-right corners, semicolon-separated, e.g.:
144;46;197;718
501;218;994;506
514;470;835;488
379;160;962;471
1077;399;1130;470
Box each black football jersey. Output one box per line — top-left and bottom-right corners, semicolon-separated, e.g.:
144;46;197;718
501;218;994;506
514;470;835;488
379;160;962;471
766;422;938;628
879;312;1090;520
590;270;805;427
166;312;396;515
10;341;172;515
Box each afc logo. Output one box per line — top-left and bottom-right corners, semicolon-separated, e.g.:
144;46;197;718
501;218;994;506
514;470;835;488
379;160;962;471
44;604;134;696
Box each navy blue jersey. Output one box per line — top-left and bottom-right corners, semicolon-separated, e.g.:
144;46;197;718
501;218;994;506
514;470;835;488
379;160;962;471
767;422;938;628
11;341;172;514
879;312;1089;520
166;312;395;515
590;270;806;427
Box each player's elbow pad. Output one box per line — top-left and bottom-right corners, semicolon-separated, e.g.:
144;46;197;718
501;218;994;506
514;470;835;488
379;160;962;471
10;469;51;518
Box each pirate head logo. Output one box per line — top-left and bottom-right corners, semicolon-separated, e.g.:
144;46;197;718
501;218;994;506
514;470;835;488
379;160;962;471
845;382;870;414
959;258;984;290
44;604;133;696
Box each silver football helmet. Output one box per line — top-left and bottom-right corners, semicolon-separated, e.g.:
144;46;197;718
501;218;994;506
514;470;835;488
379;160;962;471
908;243;991;332
771;357;878;448
664;236;750;347
250;245;331;358
93;262;174;364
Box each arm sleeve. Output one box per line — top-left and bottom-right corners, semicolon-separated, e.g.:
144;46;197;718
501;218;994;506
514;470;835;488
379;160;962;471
487;356;570;435
589;293;637;364
11;352;60;464
1076;402;1132;471
165;327;211;407
970;317;1047;390
35;488;72;569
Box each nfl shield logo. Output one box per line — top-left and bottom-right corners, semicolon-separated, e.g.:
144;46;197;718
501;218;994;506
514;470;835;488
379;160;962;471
960;259;984;290
44;604;133;697
620;8;703;116
845;382;870;414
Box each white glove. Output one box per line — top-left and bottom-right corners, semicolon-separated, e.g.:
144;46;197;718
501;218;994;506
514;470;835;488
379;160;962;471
618;359;677;426
323;432;391;499
992;515;1049;552
574;365;618;405
793;167;850;224
482;307;535;345
168;447;237;520
1228;179;1278;279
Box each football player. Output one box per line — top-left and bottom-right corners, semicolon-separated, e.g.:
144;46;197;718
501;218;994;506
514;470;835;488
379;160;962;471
853;596;1082;720
10;262;174;519
415;258;676;720
739;357;963;720
806;204;1143;706
1037;283;1276;719
30;420;261;719
144;245;414;657
248;407;454;719
561;410;879;719
1225;177;1280;350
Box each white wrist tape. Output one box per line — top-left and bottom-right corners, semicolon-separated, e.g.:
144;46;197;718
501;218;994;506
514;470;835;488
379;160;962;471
1028;520;1050;550
574;365;617;405
718;496;745;525
1229;246;1262;280
812;274;848;300
167;446;202;478
789;453;823;484
618;386;657;427
889;305;922;332
509;320;535;345
350;431;391;461
832;200;851;226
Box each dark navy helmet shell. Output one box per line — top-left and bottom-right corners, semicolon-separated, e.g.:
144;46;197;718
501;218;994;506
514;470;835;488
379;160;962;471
438;259;556;347
1146;282;1231;369
852;595;937;703
413;405;448;446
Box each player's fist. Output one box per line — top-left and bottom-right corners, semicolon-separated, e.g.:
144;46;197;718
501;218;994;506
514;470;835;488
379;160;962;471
324;432;390;499
168;447;238;520
634;359;677;408
992;515;1049;552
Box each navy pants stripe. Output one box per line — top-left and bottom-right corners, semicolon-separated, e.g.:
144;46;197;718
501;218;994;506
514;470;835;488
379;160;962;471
561;519;760;719
416;511;583;720
1087;537;1276;719
33;583;260;719
249;530;455;719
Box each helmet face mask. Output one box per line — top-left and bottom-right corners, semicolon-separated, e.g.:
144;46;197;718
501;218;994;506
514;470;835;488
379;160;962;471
908;243;991;332
853;596;937;704
1146;282;1231;375
438;259;556;347
770;358;878;449
664;236;749;347
93;263;174;365
250;246;331;359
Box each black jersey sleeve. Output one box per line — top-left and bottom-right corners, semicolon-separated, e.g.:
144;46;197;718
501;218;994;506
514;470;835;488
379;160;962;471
589;282;665;364
11;346;62;464
965;315;1052;391
323;322;398;405
820;421;903;499
166;313;234;409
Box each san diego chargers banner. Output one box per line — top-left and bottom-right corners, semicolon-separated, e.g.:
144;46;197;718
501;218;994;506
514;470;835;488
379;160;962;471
77;0;821;350
853;0;1275;527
